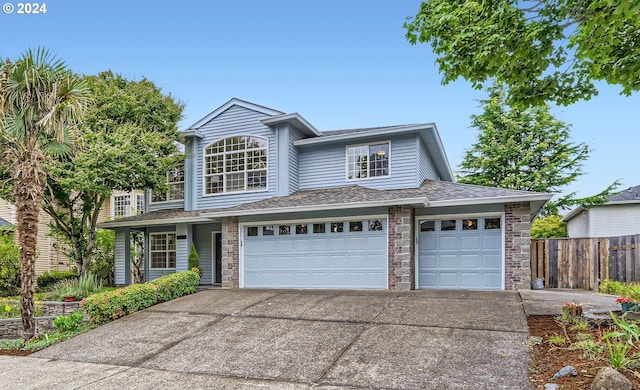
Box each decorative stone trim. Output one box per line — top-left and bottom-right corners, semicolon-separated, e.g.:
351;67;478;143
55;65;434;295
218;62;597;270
388;205;415;290
221;216;239;288
0;316;57;339
504;202;531;290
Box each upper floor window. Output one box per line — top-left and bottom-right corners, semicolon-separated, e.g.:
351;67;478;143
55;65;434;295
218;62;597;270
151;162;185;203
111;192;145;219
204;136;268;195
112;195;131;218
346;142;390;180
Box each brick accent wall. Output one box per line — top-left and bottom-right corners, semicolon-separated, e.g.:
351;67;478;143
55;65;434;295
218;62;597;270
221;216;239;288
388;205;415;290
504;202;531;290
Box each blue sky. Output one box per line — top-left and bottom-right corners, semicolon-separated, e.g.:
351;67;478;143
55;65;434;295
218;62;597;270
2;0;638;209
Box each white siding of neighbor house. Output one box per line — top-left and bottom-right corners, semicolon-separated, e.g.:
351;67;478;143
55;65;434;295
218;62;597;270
298;134;419;191
567;211;590;238
194;105;278;210
587;205;640;237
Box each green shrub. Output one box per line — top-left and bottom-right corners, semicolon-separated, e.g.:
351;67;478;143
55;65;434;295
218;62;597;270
599;279;627;295
76;271;103;299
148;271;200;302
53;311;85;332
82;283;157;325
82;271;200;325
37;270;78;291
0;235;20;296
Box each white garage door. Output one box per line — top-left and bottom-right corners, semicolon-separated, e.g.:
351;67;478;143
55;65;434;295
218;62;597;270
243;219;387;289
418;217;503;290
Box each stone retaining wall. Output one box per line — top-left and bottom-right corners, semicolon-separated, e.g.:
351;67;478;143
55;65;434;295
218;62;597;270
0;301;85;339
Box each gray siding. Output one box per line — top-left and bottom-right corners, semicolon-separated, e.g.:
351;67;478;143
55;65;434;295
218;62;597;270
418;138;439;182
298;134;419;191
114;228;128;285
147;199;184;213
195;105;277;209
288;125;305;194
193;223;221;285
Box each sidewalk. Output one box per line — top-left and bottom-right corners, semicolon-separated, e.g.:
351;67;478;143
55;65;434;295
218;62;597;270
519;288;619;316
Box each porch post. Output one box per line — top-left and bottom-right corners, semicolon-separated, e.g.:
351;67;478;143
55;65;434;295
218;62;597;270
114;228;131;286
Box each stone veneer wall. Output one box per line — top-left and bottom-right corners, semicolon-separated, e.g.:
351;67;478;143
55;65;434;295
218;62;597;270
504;202;532;290
0;301;85;339
388;205;415;290
221;216;239;288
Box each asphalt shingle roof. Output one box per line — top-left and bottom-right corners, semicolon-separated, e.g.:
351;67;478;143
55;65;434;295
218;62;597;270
609;185;640;202
321;124;422;137
101;180;549;228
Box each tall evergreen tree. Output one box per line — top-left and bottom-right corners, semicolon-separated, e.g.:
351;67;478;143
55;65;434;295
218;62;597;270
459;85;617;214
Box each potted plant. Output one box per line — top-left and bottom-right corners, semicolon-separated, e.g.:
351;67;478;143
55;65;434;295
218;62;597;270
615;297;638;312
562;301;583;319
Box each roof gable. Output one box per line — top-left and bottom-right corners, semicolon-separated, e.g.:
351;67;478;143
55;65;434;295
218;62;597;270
185;98;284;130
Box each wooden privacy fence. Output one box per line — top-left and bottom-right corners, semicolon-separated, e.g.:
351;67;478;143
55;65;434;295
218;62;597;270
531;234;640;291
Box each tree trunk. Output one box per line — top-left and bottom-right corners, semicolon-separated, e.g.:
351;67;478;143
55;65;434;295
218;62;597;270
15;155;45;341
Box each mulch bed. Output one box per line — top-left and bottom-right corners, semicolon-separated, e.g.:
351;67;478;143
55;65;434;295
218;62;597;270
528;315;640;389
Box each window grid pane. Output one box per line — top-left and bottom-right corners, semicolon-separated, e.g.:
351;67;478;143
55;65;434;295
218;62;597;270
113;195;130;218
150;233;177;269
347;143;389;180
204;136;268;194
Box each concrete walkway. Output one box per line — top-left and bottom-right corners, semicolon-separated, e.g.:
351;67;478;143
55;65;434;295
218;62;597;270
519;288;619;316
3;289;532;390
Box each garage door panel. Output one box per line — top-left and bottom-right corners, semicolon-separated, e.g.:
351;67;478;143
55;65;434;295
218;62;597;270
438;255;459;267
439;236;459;250
419;217;503;290
460;236;480;249
244;219;387;289
460;254;480;268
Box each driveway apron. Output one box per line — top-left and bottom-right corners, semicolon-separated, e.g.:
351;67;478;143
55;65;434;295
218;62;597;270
30;289;531;389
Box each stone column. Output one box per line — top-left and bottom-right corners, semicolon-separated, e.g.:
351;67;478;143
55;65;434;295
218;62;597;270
388;205;415;290
504;202;531;290
221;216;239;288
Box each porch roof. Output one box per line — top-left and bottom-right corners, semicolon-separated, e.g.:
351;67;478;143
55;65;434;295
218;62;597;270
98;180;552;229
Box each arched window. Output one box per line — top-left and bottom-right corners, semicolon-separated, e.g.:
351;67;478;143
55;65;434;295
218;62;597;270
204;136;268;194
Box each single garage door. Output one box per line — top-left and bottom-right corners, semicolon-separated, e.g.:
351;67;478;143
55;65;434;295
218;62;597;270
418;217;503;290
243;219;387;289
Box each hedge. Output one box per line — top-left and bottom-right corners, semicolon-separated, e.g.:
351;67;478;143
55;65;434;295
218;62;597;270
82;270;200;325
147;270;200;302
36;270;78;291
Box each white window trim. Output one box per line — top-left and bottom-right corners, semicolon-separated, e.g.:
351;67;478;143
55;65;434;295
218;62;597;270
345;140;391;182
149;231;177;270
150;162;185;204
202;135;269;197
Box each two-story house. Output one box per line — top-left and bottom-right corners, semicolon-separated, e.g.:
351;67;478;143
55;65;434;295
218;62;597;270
99;98;551;291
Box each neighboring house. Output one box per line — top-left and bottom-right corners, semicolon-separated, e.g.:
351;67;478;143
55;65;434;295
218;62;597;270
99;98;551;291
0;198;66;274
0;190;144;276
563;185;640;238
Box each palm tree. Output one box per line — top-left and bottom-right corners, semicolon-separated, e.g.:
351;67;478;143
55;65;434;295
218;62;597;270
0;49;88;339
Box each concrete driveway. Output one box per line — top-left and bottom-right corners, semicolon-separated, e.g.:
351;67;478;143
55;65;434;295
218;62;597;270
9;289;530;389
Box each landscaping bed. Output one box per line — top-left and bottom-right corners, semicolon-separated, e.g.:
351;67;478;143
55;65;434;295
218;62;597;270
528;314;640;389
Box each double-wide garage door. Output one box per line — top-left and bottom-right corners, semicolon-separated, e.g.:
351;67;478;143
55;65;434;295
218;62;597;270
243;219;387;289
418;217;503;290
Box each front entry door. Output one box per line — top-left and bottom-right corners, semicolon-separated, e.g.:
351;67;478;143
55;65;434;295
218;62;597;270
212;232;222;284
